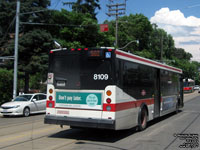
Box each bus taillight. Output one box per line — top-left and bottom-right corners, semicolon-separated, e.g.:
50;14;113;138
106;98;111;104
49;96;53;101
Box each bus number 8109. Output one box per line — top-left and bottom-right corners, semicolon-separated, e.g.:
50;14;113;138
93;74;109;80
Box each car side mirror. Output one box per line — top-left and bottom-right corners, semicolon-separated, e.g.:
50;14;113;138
31;98;37;102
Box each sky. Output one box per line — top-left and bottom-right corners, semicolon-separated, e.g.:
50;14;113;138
50;0;200;61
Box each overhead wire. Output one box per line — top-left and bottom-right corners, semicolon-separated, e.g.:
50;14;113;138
20;22;98;27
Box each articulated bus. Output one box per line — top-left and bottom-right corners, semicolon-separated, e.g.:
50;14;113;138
44;47;184;131
183;78;195;93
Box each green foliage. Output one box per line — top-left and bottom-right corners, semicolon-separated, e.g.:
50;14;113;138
48;9;107;48
0;69;13;105
29;73;46;93
72;0;101;19
133;50;156;59
172;48;192;61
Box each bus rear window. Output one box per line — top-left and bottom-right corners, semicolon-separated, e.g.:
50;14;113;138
49;50;113;90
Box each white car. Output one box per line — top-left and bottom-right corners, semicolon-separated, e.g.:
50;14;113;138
0;93;46;117
194;85;200;90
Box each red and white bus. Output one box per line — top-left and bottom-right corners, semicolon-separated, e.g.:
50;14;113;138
44;48;184;130
183;78;195;93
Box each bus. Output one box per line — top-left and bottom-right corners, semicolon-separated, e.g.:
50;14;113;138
183;78;195;93
44;47;184;131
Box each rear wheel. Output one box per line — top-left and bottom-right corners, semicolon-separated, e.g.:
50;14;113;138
138;108;148;131
23;107;30;117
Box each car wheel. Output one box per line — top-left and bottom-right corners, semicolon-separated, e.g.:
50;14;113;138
23;107;30;117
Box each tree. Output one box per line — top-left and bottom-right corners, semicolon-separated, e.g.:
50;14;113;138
0;0;52;93
106;14;153;51
72;0;101;19
0;69;13;105
2;29;53;93
0;0;51;46
48;9;108;48
172;48;192;61
18;29;53;92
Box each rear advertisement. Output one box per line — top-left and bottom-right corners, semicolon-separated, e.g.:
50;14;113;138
55;91;103;110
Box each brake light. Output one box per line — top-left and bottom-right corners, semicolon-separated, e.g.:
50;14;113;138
50;51;53;54
84;48;89;51
106;98;111;104
77;48;81;51
108;49;112;52
49;96;53;101
71;48;75;51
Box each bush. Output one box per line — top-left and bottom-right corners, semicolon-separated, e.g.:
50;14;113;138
0;69;13;105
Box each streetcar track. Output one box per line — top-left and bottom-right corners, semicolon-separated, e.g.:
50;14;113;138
164;112;200;150
0;124;52;137
0;131;77;150
45;140;77;150
0;126;66;150
0;118;43;129
0;134;49;149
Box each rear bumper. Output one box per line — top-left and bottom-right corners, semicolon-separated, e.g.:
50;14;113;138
44;115;115;130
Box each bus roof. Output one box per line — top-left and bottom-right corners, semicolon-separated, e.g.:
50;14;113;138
116;49;182;74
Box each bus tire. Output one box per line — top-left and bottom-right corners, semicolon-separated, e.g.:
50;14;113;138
137;106;148;131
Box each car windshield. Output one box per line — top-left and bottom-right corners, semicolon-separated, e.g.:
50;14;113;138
13;95;33;101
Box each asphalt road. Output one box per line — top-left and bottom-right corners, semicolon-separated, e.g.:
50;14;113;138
0;92;200;150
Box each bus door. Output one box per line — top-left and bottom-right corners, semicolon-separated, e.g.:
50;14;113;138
154;69;161;118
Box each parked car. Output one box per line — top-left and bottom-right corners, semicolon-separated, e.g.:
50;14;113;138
0;93;46;117
194;85;200;90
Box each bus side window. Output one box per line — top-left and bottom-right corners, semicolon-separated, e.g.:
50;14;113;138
116;59;123;88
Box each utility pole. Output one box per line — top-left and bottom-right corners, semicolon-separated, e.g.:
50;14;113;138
13;0;20;98
106;0;126;48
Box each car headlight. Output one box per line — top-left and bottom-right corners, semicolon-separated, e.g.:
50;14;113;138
12;105;20;108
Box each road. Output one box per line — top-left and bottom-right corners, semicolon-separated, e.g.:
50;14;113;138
0;92;200;150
